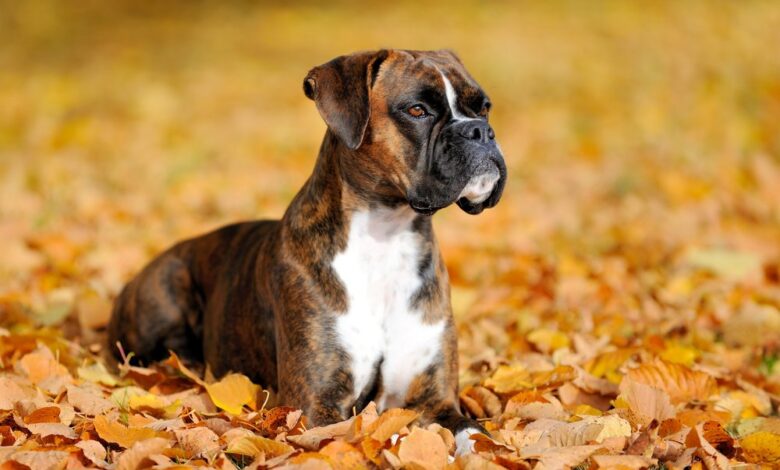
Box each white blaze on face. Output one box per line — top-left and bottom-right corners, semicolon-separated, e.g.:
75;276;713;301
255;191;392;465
438;70;500;204
439;71;479;122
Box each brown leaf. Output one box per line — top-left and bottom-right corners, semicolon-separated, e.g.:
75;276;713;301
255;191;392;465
175;426;220;459
66;384;114;416
398;427;448;470
521;445;601;470
26;423;77;439
0;378;30;411
288;417;355;450
592;454;657;469
626;360;717;404
617;377;675;427
7;450;69;470
115;437;170;470
23;405;60;424
76;440;108;468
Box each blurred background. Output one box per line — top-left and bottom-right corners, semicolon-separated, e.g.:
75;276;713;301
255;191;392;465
1;1;779;364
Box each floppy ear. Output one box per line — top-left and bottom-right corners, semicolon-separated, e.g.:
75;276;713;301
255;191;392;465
303;50;389;150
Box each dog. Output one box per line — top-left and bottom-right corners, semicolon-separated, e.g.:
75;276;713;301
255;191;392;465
108;49;506;452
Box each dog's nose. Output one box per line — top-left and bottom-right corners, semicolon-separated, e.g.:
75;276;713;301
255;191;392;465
459;121;495;144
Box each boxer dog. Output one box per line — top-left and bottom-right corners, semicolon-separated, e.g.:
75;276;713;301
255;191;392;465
108;49;506;453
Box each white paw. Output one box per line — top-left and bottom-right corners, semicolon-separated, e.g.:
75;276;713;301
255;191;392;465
454;427;482;456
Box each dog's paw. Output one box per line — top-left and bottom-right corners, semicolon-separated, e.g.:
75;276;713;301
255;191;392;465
454;427;483;456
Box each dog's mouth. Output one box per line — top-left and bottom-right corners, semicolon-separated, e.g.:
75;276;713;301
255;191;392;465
409;200;447;216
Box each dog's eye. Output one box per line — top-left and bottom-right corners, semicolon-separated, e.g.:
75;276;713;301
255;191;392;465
407;105;429;118
478;103;491;117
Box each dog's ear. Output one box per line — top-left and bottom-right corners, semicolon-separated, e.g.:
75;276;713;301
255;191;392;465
303;50;389;150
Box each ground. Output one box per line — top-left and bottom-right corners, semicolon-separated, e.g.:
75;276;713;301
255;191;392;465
1;1;780;469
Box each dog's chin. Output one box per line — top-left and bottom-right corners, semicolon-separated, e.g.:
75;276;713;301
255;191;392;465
456;197;487;215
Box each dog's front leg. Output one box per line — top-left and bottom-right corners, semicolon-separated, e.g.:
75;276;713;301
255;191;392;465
391;323;487;455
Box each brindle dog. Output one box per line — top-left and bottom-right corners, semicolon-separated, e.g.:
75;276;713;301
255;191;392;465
108;49;506;452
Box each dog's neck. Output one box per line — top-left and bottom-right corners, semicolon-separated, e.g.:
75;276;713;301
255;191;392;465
282;130;433;259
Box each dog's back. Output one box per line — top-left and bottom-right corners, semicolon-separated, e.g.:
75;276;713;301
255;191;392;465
107;220;280;383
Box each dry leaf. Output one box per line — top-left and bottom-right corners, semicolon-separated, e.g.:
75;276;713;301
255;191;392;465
16;346;72;393
175;426;220;458
225;434;294;458
397;427;448;470
365;408;419;443
115;437;170;470
76;440;108;468
93;414;163;448
739;431;780;465
521;445;601;470
205;373;261;415
288;418;355;450
319;441;369;469
66;384;114;416
626;360;717;404
484;365;532;394
592;454;656;469
7;450;69;470
618;377;675;426
0;378;30;411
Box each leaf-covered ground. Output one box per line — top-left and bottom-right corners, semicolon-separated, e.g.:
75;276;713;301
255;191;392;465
2;1;780;469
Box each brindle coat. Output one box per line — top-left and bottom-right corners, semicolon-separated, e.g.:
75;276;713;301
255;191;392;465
108;49;506;442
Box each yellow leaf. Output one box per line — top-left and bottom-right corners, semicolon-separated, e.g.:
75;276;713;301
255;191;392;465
484;365;532;394
527;328;570;352
225;434;293;458
93;415;165;448
205;373;261;415
78;361;120;386
573;404;603;417
660;342;699;366
365;408;419;443
585;348;637;384
128;393;181;418
740;432;780;465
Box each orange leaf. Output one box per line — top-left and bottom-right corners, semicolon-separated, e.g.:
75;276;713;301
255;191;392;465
626;359;717;404
93;415;164;448
364;408;418;443
398;427;448;470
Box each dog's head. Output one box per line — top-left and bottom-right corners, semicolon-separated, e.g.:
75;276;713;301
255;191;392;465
304;49;506;215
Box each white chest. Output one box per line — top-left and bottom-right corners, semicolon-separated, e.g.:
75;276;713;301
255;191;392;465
331;208;445;409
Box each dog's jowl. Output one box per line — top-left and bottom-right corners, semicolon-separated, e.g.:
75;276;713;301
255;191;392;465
108;49;507;452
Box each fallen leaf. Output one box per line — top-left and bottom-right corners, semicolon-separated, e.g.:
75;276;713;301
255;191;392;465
66;384;114;416
288;418;355;450
76;440;108;468
617;377;675;426
739;431;780;466
115;437;170;470
175;426;220;458
484;365;532;394
0;378;30;411
93;414;163;448
225;434;294;458
205;373;261;415
592;454;657;469
398;427;448;470
626;360;716;404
